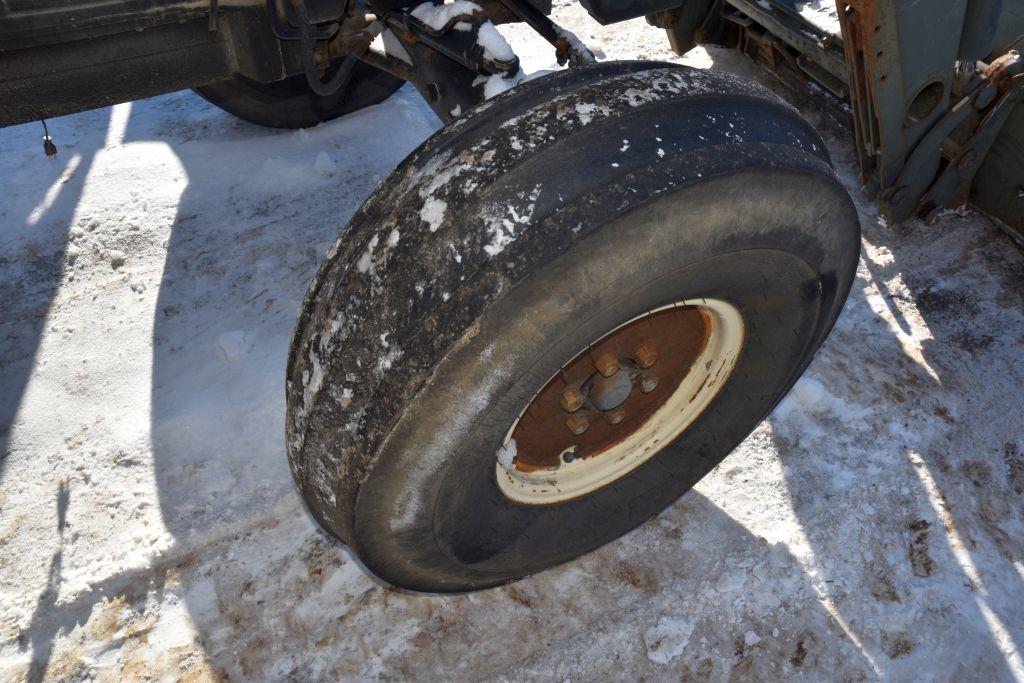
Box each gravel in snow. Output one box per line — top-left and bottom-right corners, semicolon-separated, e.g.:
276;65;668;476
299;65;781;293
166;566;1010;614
1;1;1023;680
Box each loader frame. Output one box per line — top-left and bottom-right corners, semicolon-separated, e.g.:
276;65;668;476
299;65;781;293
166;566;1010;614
675;0;1024;238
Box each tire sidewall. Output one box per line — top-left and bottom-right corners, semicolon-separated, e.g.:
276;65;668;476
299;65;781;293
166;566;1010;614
353;168;858;591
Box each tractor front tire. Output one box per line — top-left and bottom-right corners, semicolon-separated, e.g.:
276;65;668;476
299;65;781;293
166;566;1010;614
286;62;860;592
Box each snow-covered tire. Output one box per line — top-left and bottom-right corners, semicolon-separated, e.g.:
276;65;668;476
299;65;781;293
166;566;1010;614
286;61;860;592
194;61;404;129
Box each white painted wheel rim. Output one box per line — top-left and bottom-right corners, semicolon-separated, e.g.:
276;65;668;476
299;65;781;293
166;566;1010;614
495;299;745;505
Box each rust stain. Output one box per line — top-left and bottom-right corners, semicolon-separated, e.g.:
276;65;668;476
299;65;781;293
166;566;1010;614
511;306;711;471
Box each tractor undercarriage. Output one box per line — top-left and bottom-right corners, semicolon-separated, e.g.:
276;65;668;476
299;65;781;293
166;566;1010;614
2;0;1021;237
651;0;1024;237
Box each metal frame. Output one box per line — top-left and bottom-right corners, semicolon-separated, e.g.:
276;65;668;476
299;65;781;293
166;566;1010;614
709;0;1024;238
0;0;554;127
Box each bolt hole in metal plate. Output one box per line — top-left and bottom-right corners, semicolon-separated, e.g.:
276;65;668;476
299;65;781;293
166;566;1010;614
903;79;946;127
495;299;745;505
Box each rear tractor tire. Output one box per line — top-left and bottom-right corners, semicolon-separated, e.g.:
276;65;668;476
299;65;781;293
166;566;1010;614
286;61;860;592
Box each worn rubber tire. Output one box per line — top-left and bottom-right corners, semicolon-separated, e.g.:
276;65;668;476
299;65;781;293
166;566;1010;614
194;61;404;129
286;61;860;592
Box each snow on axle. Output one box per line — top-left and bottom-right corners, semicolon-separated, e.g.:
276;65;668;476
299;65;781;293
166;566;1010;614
1;0;1019;591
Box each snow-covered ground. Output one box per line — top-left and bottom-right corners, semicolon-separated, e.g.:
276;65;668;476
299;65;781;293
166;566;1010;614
2;2;1023;680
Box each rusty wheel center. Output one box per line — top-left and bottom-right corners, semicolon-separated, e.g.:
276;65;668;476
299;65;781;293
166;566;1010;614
517;308;707;470
495;299;745;505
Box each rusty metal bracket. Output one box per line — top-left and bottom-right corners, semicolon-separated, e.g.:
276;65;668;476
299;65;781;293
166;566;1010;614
878;50;1022;222
724;0;847;96
340;0;595;123
836;0;1024;235
266;0;341;40
837;0;969;198
918;71;1024;222
696;0;1024;237
384;9;520;77
375;8;519;122
877;80;997;220
493;0;595;66
290;0;360;95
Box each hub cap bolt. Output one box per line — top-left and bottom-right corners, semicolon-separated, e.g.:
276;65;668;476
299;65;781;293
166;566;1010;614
595;353;619;378
634;344;658;369
566;413;590;435
560;388;585;413
604;407;625;425
640;373;658;393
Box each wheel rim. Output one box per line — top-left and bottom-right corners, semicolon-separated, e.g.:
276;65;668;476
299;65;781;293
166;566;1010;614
495;299;745;505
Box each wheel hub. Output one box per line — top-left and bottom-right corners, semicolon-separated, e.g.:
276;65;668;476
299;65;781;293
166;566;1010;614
585;366;633;411
495;299;745;504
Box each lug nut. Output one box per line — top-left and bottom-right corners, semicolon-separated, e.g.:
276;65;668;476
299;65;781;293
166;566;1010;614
640;373;658;393
595;353;619;378
560;388;585;413
604;407;625;425
566;413;590;435
634;344;658;369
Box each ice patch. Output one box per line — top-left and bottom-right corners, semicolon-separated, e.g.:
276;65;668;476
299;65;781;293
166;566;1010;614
714;568;747;592
774;376;871;423
249;155;323;194
496;438;517;470
357;234;380;273
410;0;481;30
302;348;326;417
796;0;840;35
376;346;403;373
474;22;516;62
338;387;353;409
483;184;541;257
554;26;596;63
575;102;599;124
313;151;338;175
474;72;524;99
216;330;248;362
421;197;447;232
644;616;694;664
410;1;515;63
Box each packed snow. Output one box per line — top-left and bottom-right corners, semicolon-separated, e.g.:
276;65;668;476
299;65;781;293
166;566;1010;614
409;0;517;62
496;438;518;471
795;0;841;36
1;0;1023;680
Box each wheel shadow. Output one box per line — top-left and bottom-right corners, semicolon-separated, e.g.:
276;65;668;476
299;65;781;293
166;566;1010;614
693;43;1024;678
1;85;440;680
0;110;108;475
764;179;1024;677
141;84;440;547
138;85;441;677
